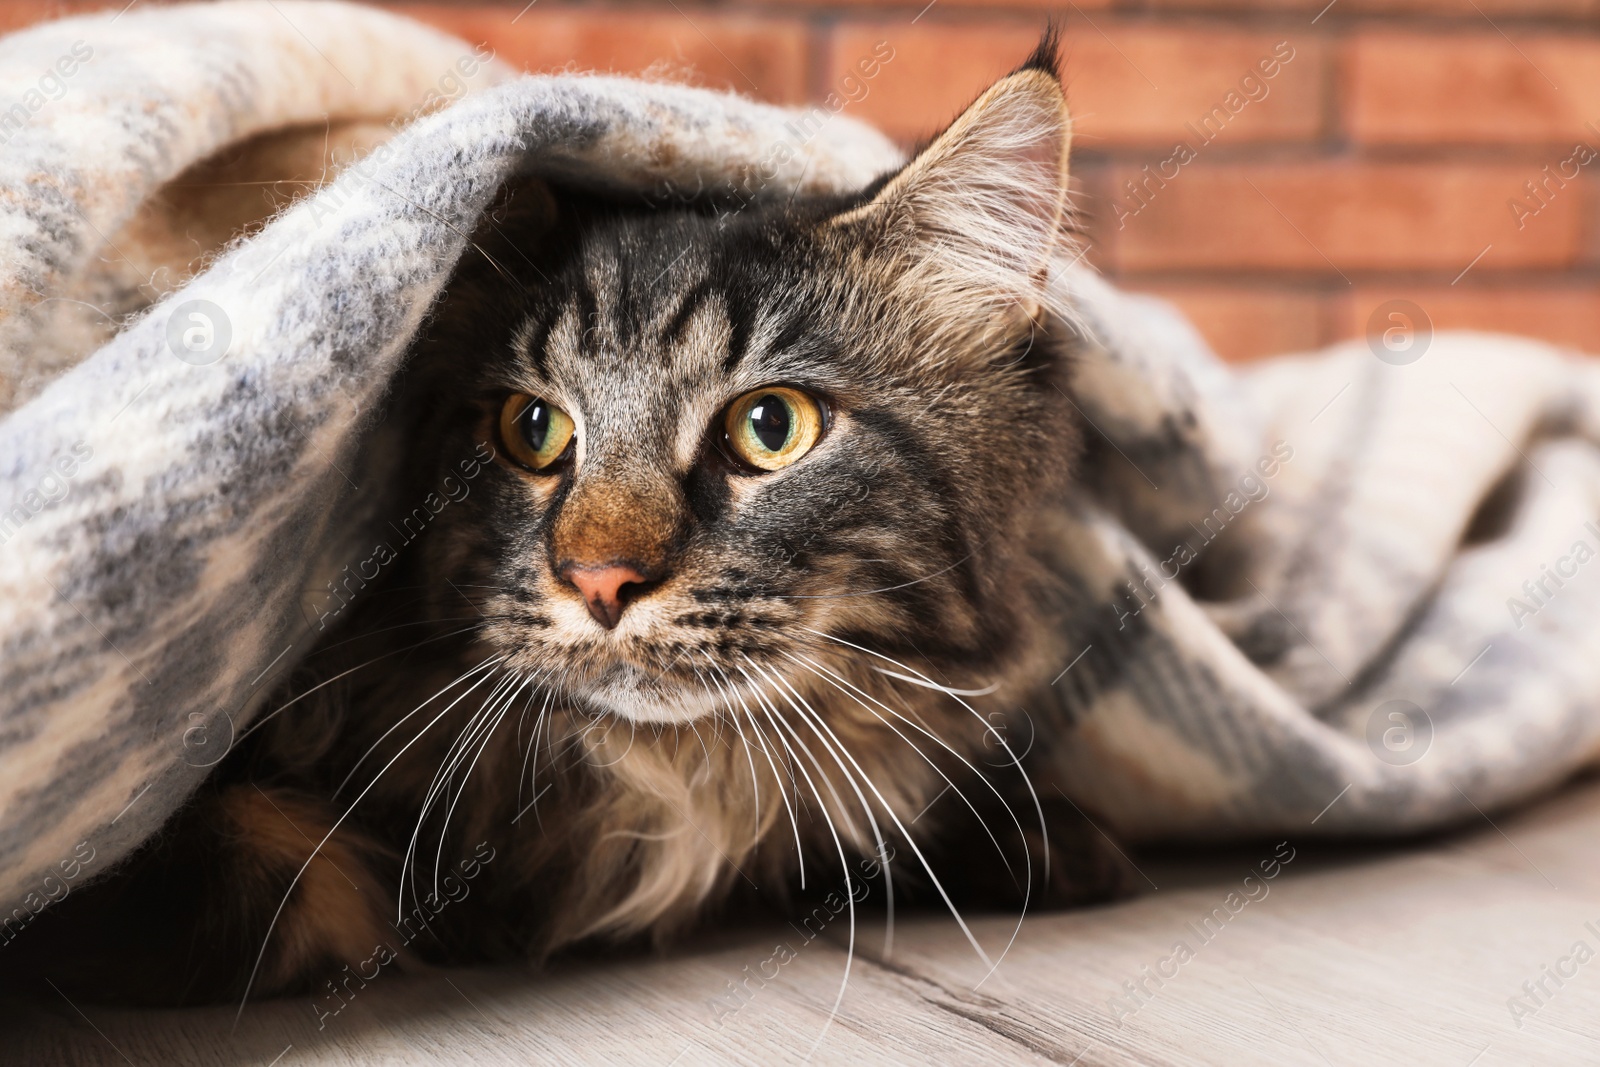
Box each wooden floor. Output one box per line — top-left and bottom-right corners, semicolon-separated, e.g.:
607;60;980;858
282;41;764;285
6;776;1600;1065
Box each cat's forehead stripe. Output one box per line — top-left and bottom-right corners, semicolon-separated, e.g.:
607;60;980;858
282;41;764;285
661;277;716;347
665;289;733;375
510;317;541;373
519;232;827;393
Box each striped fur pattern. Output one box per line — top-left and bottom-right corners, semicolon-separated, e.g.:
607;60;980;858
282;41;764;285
5;0;1600;1001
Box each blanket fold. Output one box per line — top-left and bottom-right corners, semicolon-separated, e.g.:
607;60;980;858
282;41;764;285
2;0;1598;917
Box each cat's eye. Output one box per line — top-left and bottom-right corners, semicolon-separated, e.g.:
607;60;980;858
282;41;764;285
499;393;576;471
723;387;825;472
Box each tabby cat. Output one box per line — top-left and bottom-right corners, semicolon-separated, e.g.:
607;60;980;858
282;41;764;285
14;37;1135;1005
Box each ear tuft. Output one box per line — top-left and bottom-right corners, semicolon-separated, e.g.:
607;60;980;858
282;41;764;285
1017;22;1063;82
832;43;1074;348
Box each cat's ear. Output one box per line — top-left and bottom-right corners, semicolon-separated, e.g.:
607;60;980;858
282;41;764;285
831;33;1072;317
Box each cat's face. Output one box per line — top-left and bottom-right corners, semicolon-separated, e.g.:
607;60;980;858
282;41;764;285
419;63;1077;725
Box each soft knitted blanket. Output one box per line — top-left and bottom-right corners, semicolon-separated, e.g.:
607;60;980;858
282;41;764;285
3;1;1598;923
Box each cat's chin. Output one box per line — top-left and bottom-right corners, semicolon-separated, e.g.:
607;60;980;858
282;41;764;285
571;664;728;725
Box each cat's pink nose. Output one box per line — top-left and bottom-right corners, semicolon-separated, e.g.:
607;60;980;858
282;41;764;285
559;562;650;630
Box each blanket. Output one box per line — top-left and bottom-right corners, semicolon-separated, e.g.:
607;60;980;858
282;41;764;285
2;0;1598;922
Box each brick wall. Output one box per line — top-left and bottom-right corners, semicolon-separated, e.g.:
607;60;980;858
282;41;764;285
14;0;1600;361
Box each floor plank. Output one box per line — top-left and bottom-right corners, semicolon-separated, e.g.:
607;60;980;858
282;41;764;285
5;776;1599;1065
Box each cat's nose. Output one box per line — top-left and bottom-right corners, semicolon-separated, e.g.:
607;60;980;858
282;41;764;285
559;562;652;630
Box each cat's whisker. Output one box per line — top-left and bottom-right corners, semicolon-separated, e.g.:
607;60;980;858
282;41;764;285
709;658;804;888
762;671;899;963
738;664;859;1062
787;653;1033;965
235;622;485;748
513;673;536;770
400;669;518;909
806;629;1043;849
744;655;897;960
515;684;553;816
430;670;532;898
689;717;715;790
770;542;983;601
682;676;717;767
768;650;1000;974
544;713;599;772
333;655;505;798
525;690;559;824
235;654;506;1021
755;711;807;888
871;667;1000;698
789;652;1019;884
698;654;763;847
691;666;730;753
406;669;521;912
304;614;500;658
805;629;1042;989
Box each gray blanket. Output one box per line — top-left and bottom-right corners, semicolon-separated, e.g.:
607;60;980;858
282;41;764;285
3;0;1598;923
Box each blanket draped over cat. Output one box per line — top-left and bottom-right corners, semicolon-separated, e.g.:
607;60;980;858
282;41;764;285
3;0;1599;918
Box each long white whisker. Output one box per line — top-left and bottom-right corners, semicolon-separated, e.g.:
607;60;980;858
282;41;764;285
700;656;763;846
691;665;731;752
238;623;485;748
405;669;519;912
871;667;999;697
234;655;506;1021
517;706;549;803
791;652;1020;882
431;671;530;897
771;543;982;601
715;661;804;888
532;687;567;822
737;665;858;1061
744;656;897;962
513;676;545;809
520;688;557;831
805;630;1041;989
757;656;993;973
332;656;503;797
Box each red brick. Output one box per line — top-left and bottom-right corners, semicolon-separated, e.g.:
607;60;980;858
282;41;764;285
740;0;1114;8
707;0;1590;11
828;21;1322;146
1133;285;1323;362
0;0;121;33
1331;286;1600;354
1130;0;1599;12
823;22;1034;143
1345;32;1600;145
399;5;809;104
1105;162;1586;274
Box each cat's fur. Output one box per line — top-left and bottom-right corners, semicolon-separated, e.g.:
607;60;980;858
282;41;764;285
13;37;1137;1004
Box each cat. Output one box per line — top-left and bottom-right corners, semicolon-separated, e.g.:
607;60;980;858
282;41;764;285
8;35;1137;1006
